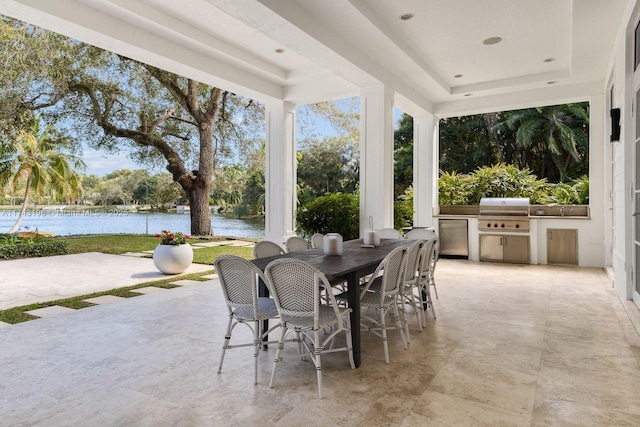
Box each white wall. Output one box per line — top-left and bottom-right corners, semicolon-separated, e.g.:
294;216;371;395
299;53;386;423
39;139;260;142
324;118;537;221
606;0;639;301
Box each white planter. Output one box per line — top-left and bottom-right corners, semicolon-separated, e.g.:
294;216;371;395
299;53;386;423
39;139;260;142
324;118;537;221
153;244;193;275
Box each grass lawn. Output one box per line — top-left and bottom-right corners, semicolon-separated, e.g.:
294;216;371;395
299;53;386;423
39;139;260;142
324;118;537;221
0;234;255;324
61;234;254;264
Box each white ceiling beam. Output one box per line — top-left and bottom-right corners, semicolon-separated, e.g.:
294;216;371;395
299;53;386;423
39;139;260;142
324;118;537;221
346;0;451;94
254;0;434;112
434;80;602;118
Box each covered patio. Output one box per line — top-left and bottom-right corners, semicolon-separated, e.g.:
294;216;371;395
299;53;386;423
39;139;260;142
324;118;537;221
2;259;639;425
2;0;640;424
3;0;637;304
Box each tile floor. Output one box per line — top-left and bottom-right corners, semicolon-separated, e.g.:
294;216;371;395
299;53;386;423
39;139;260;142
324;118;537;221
1;259;639;426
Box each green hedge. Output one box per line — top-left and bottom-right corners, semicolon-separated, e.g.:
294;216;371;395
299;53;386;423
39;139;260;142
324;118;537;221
0;240;68;259
296;193;360;240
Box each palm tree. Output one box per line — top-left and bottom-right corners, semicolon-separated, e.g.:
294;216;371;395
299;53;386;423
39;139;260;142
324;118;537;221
504;104;589;182
0;118;85;233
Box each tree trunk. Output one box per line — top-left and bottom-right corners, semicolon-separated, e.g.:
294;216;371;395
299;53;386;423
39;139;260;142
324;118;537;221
188;121;215;236
8;174;32;234
188;184;212;236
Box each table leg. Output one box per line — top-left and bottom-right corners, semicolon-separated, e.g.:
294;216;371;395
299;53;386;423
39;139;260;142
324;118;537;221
346;271;361;367
258;278;269;349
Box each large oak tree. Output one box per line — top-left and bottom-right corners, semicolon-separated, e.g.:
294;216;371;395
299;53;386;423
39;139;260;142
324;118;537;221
1;17;262;236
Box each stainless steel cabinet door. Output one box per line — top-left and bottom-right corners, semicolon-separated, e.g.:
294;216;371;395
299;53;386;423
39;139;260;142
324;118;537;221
503;235;530;263
547;229;578;265
480;235;504;261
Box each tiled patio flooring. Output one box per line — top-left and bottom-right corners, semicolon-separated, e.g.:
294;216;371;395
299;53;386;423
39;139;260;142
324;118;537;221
1;259;639;426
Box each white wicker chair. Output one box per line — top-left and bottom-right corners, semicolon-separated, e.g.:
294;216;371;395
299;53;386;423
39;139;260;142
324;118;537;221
405;229;439;298
404;228;436;241
378;228;402;239
416;237;438;323
265;258;355;398
397;239;426;336
214;255;281;385
311;233;325;249
337;245;408;364
285;236;310;253
252;240;285;259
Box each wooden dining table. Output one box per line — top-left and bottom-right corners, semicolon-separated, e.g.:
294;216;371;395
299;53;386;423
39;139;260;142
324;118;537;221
251;238;409;368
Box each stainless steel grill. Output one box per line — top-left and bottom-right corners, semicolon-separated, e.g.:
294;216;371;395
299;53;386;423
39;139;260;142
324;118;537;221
478;197;530;232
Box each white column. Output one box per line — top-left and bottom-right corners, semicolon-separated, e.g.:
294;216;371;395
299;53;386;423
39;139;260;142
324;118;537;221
413;113;437;227
264;101;296;244
359;86;395;234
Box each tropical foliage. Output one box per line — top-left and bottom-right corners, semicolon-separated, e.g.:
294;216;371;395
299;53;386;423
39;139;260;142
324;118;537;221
0;117;85;232
438;164;589;206
439;103;589;182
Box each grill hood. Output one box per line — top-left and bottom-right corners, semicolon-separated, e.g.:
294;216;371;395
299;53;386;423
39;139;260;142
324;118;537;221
479;197;530;216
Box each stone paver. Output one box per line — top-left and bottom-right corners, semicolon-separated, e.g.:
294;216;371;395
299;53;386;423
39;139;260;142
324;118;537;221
201;273;219;280
131;286;167;295
121;252;149;257
83;295;127;305
0;321;10;327
25;306;77;318
0;253;212;310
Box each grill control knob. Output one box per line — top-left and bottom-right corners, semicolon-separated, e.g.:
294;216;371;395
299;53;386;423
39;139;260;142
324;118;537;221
494;223;498;228
501;223;505;228
515;224;520;228
487;223;491;228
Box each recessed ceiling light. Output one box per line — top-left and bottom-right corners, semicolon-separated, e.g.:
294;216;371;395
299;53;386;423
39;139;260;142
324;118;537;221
454;74;463;78
544;58;556;63
400;13;414;21
275;48;285;54
547;81;557;84
483;36;502;45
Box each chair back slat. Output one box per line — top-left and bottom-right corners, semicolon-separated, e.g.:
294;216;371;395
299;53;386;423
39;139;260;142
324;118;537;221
403;240;424;282
265;259;322;318
253;240;285;259
418;237;438;280
378;228;402;239
215;255;263;317
311;233;325;249
285;236;310;253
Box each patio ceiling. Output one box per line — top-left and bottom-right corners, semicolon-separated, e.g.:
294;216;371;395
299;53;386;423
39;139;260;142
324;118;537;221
0;0;630;115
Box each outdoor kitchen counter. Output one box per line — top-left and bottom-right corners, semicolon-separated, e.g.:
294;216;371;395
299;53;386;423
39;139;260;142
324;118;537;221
434;211;598;267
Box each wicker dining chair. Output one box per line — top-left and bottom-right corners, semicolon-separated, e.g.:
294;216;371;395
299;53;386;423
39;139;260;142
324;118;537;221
264;258;355;398
416;237;438;323
214;255;281;385
378;228;402;239
311;233;325;249
405;228;439;298
337;245;408;364
397;239;426;336
285;235;310;253
404;228;436;241
252;240;286;259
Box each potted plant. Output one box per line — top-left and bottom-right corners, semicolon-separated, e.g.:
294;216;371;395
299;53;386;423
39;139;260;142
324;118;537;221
153;230;193;274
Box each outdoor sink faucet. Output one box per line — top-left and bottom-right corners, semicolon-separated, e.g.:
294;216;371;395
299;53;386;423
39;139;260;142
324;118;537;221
560;207;565;216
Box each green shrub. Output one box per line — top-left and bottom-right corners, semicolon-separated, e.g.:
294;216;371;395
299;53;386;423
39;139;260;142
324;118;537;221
438;164;587;205
0;239;68;259
296;193;360;240
394;185;414;231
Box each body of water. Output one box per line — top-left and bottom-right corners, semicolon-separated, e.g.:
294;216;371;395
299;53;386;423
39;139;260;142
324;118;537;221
0;208;265;238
